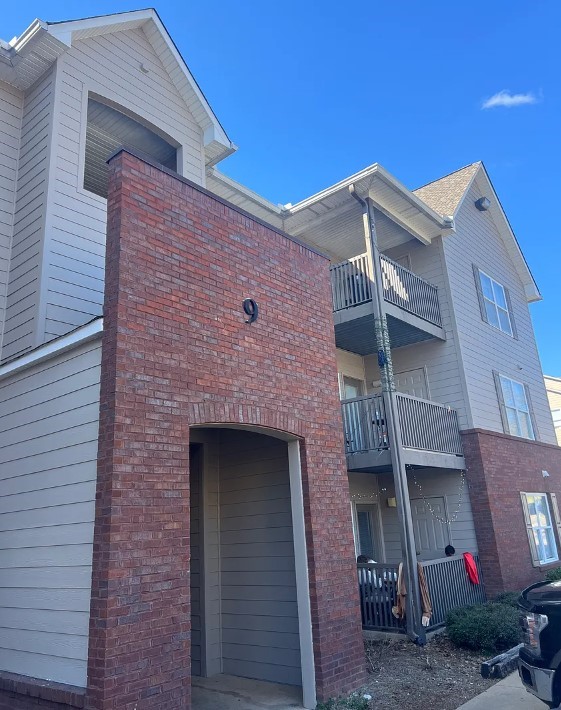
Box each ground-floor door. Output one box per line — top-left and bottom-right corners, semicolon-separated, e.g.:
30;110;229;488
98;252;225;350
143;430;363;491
410;496;451;559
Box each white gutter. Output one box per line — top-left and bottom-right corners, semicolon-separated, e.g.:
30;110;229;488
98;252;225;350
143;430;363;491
0;318;103;381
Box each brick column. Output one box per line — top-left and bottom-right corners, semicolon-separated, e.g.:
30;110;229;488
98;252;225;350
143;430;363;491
86;160;191;709
86;149;366;708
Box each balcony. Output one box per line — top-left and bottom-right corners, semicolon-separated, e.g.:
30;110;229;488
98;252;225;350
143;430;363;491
330;253;445;353
341;393;464;471
357;556;486;632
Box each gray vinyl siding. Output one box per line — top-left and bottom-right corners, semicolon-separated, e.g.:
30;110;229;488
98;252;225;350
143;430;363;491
0;82;23;352
219;431;301;686
40;28;205;344
444;178;556;443
2;71;55;361
365;237;469;428
348;471;478;564
0;338;101;686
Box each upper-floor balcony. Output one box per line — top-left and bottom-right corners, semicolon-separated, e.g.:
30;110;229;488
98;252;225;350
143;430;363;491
330;253;445;354
341;391;464;471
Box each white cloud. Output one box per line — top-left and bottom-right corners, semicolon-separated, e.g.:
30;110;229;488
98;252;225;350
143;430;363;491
481;90;539;109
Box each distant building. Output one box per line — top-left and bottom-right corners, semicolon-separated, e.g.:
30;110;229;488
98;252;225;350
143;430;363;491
545;375;561;445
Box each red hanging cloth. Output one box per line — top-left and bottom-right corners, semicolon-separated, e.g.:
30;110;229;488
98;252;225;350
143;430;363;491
463;552;479;584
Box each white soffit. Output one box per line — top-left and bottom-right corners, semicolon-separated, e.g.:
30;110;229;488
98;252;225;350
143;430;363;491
284;164;446;246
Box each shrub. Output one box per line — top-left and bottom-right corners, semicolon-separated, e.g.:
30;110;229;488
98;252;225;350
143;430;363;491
316;696;370;710
493;591;521;608
545;567;561;582
446;602;522;654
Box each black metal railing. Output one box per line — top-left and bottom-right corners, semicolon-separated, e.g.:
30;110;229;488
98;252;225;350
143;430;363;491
358;556;486;632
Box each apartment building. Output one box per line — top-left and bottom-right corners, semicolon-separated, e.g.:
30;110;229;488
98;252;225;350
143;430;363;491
0;8;560;710
545;375;561;445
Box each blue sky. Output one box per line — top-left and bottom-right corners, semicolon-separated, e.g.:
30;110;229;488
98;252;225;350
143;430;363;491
4;1;561;373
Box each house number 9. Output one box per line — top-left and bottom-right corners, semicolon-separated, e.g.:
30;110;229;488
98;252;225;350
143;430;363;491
243;298;258;323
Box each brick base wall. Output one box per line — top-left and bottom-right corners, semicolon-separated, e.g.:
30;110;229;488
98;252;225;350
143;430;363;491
0;672;84;710
85;150;366;709
463;429;561;596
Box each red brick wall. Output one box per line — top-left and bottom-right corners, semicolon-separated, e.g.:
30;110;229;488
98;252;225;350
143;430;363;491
463;429;561;596
86;150;366;709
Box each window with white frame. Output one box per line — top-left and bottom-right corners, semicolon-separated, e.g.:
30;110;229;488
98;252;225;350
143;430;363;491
496;373;535;440
475;268;514;336
521;493;559;565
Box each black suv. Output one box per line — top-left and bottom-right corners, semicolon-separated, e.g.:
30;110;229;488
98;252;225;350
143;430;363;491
519;580;561;708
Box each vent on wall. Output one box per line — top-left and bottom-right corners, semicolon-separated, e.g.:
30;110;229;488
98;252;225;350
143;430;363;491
84;97;178;198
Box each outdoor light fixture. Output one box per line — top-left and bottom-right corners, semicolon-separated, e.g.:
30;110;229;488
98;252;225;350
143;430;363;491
475;196;491;211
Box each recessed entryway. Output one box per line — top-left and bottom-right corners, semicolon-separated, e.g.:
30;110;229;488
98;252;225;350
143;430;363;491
189;426;315;709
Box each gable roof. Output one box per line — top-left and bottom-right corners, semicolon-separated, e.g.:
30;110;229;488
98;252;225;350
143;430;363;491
415;161;540;303
0;9;235;166
413;163;480;216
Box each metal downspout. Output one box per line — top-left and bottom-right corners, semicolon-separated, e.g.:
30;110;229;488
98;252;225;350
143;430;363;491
349;184;424;643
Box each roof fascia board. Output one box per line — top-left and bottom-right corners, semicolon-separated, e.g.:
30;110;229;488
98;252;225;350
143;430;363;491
287;164;380;214
369;198;431;245
148;12;231;149
374;164;446;225
11;18;47;52
207;168;282;215
45;9;153;43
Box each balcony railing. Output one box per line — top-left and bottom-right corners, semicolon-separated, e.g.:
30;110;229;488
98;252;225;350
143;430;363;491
341;394;389;454
329;252;442;327
341;393;463;457
396;393;463;456
330;253;372;312
380;254;442;327
358;556;486;632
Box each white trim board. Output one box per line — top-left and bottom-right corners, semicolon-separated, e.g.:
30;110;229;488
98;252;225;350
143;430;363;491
0;318;103;381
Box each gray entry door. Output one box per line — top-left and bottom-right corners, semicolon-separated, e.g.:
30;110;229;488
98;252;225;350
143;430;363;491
410;497;450;559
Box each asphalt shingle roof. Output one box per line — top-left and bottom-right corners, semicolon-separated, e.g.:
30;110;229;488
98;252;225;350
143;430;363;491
413;162;481;216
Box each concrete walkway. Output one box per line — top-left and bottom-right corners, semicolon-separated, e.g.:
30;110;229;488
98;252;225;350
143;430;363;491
191;674;305;710
457;672;548;709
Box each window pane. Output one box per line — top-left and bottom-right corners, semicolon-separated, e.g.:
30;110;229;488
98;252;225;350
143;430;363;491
485;300;500;328
357;511;374;558
480;272;494;300
541;527;558;562
535;496;551;525
512;381;528;411
501;377;515;407
498;308;512;335
506;407;520;436
519;412;534;440
493;281;507;309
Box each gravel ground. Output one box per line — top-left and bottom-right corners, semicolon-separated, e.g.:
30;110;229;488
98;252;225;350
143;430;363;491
361;633;498;710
